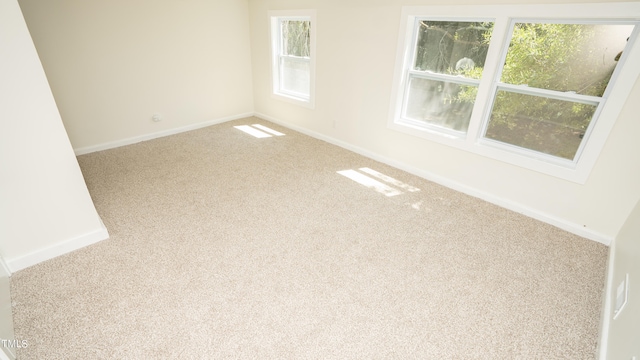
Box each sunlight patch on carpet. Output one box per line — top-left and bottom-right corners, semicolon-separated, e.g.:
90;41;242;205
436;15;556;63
234;124;286;138
234;125;272;138
252;124;285;136
359;167;420;192
337;169;403;197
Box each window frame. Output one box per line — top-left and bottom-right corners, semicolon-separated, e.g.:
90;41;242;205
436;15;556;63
400;17;495;138
480;18;637;167
269;10;316;109
388;4;640;183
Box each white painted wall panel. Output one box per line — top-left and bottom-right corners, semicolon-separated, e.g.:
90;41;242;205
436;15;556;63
0;0;107;270
601;199;640;359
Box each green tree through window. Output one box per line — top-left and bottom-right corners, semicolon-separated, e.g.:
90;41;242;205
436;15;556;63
404;21;494;133
484;22;633;160
282;20;310;57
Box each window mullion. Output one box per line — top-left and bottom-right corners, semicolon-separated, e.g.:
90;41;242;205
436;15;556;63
408;70;480;87
281;54;310;62
497;83;602;105
278;55;285;93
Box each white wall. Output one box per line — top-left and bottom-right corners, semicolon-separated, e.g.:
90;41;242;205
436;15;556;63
601;199;640;359
18;0;255;152
0;0;108;272
248;0;640;242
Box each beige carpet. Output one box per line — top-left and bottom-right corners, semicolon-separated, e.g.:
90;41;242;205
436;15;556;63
11;117;608;359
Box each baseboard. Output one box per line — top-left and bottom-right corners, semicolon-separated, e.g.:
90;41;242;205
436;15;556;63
0;257;9;279
0;347;15;360
74;112;254;155
5;220;109;273
255;112;613;246
597;240;616;359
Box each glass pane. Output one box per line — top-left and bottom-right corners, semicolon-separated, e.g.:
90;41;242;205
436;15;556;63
414;21;494;79
486;90;598;160
501;23;634;96
281;57;310;96
404;77;478;132
281;20;310;57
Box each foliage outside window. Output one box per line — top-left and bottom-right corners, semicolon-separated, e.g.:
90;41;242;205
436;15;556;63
392;13;637;176
270;14;314;107
484;22;634;161
404;21;494;134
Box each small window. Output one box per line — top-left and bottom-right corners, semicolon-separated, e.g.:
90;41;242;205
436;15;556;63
269;11;316;108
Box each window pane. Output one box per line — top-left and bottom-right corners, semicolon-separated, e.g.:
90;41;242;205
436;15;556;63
414;21;494;79
404;77;478;132
281;57;310;96
486;90;597;160
501;23;634;96
281;20;310;57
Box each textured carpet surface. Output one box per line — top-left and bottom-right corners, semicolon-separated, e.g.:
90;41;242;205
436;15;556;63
11;117;608;359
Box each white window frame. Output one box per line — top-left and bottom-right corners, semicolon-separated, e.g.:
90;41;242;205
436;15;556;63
400;17;495;139
388;3;640;183
269;10;316;109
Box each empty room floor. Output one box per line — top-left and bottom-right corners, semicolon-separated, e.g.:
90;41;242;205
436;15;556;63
10;117;607;359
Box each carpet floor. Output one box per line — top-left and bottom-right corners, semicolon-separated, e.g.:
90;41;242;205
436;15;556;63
10;117;608;359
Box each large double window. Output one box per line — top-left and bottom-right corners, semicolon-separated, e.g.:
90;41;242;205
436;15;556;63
390;4;639;182
269;10;316;108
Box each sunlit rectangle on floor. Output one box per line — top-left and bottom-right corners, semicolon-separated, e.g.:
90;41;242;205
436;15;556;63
234;125;272;138
252;124;285;136
358;167;420;192
337;169;402;197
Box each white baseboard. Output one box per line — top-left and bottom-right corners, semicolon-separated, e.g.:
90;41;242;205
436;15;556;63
0;347;15;360
255;112;613;246
0;257;10;280
5;221;109;273
74;112;254;155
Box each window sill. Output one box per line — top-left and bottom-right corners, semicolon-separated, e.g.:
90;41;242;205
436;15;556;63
271;92;315;109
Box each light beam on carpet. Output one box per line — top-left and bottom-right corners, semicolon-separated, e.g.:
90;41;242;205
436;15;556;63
337;169;402;197
234;125;272;138
358;167;420;192
252;124;285;136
